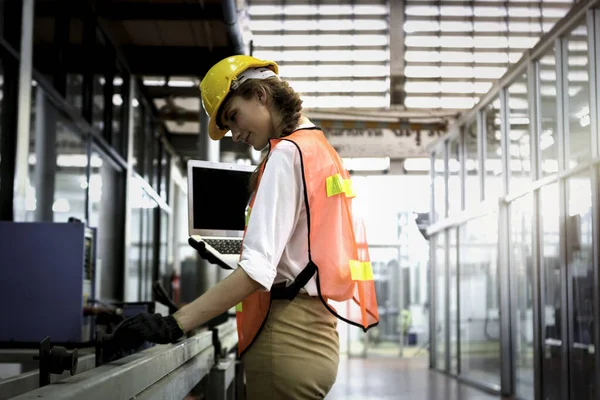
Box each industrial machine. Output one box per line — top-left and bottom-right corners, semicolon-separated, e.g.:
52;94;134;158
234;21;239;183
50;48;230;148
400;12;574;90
0;221;97;346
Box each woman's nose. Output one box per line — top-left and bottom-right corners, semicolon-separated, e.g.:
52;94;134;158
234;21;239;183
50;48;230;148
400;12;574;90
231;129;242;142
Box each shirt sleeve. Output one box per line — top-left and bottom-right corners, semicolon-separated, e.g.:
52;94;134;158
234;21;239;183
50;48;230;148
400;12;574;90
237;142;302;291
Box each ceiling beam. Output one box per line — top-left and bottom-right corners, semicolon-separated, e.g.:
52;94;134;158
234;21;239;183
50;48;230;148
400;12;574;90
33;45;233;76
123;46;233;76
36;1;224;21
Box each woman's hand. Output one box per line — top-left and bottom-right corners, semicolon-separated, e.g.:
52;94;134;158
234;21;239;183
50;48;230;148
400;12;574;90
111;313;184;351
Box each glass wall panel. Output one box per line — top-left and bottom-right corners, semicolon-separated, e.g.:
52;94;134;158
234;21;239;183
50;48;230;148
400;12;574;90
160;151;170;201
508;73;531;193
126;177;158;302
448;139;461;215
434;232;447;371
89;147;125;301
511;194;534;400
449;227;458;374
464;120;480;208
566;172;595;399
144;115;154;184
459;213;500;386
53;118;87;222
92;35;107;132
132;98;145;175
160;209;169;280
152;136;160;192
65;75;84;113
540;183;563;400
142;205;155;301
566;23;591;169
539;50;559;176
112;68;126;156
434;149;446;222
483;99;503;200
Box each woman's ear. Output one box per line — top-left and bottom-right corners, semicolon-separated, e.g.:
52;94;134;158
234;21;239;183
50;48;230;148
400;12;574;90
255;86;268;105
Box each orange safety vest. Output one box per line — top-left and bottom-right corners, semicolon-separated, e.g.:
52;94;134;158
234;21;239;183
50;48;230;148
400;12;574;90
235;128;379;356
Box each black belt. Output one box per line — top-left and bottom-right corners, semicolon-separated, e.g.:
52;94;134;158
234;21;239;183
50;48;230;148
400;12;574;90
270;262;317;300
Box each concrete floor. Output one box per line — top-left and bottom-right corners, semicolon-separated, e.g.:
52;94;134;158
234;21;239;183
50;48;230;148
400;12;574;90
327;357;501;400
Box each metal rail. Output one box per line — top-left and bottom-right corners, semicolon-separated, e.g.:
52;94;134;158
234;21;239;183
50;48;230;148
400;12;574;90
8;331;214;400
0;353;96;400
213;320;238;358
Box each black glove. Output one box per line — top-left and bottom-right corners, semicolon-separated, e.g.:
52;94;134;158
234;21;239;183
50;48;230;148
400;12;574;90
188;237;233;270
111;313;184;351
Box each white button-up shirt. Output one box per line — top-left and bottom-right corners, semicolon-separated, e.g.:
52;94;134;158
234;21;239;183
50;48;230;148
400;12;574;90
237;138;318;296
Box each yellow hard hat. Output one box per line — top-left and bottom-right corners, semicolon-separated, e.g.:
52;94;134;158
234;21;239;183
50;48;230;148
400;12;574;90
200;55;279;140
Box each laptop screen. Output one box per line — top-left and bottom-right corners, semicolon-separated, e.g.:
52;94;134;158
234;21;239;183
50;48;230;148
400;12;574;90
190;164;253;232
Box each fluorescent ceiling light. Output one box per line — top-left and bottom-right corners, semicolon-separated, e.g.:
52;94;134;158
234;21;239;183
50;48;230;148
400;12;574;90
253;34;388;47
254;49;389;63
249;5;388;16
250;19;387;32
280;64;388;79
287;79;388;93
301;96;388;108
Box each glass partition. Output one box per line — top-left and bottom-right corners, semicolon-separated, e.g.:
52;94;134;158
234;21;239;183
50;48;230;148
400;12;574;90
507;73;531;192
132;97;145;175
511;194;534;400
434;232;447;371
89;147;125;301
483;99;503;200
126;177;158;302
459;213;500;386
539;49;559;176
427;8;600;400
540;183;563;399
464;120;480;208
566;172;595;399
448;139;461;215
434;148;446;222
449;227;458;374
565;22;591;169
52;118;87;222
112;67;126;157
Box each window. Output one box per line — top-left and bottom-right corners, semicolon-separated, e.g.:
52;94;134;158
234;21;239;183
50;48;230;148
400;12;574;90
483;98;503;200
89;147;125;301
508;73;531;192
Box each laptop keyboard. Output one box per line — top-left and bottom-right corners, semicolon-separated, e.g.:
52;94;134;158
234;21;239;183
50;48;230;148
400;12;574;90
204;238;242;255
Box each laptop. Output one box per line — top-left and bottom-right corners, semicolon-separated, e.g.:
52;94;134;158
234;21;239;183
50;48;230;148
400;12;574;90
187;160;255;269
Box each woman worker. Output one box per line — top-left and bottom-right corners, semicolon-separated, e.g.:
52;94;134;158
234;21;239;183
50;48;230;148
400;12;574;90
110;55;379;399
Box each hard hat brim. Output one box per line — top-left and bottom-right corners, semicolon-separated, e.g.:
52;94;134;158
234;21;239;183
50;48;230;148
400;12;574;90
208;117;227;141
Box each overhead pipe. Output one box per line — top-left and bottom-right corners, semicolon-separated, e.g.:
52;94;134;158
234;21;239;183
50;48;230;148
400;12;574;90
221;0;246;55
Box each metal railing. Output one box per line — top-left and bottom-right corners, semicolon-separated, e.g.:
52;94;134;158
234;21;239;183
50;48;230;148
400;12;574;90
0;321;242;400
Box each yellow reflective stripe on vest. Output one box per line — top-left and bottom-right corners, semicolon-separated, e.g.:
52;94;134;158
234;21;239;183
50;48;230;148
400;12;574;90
236;302;243;312
326;174;356;198
349;260;374;281
245;206;252;227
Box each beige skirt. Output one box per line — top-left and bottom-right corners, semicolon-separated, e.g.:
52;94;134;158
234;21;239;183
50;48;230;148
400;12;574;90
242;294;340;400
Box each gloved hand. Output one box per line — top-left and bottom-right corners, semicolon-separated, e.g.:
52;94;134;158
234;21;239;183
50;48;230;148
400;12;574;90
110;313;184;352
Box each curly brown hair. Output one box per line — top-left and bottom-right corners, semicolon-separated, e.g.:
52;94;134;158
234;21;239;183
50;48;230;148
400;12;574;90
227;77;303;192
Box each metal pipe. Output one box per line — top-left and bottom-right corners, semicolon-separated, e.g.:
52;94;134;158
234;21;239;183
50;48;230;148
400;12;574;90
221;0;245;56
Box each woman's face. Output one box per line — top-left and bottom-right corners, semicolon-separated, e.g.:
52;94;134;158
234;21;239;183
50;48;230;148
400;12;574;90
220;88;274;150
